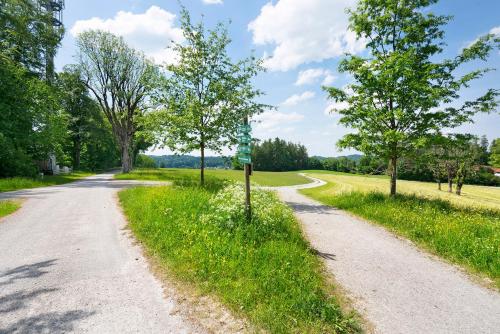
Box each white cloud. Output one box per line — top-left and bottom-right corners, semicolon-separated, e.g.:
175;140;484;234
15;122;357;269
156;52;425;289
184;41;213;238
296;68;336;86
70;6;184;64
281;91;316;107
252;111;304;134
490;26;500;36
324;101;349;115
248;0;365;71
202;0;223;4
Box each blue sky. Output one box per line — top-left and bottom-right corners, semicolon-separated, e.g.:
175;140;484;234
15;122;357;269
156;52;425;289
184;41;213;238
56;0;500;157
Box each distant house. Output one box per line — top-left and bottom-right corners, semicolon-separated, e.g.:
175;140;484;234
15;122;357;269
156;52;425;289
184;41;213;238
37;153;58;175
493;167;500;178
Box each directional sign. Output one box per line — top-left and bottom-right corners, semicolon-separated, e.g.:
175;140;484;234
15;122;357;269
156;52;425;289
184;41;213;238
238;155;252;164
237;145;251;154
237;134;252;143
238;124;252;134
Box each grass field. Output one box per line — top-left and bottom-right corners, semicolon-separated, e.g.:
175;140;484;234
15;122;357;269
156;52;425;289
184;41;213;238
301;172;500;288
0;172;93;193
0;200;21;219
115;168;310;187
303;171;500;211
119;180;359;333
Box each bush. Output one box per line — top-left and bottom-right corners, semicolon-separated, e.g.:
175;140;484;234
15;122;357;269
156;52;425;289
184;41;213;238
135;154;157;168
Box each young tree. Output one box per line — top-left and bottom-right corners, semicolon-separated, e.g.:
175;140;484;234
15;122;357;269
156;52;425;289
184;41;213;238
490;139;500;167
156;9;269;184
75;30;158;172
325;0;499;196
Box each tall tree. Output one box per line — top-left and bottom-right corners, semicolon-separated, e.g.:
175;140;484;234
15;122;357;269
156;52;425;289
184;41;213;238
325;0;499;196
75;30;159;172
156;9;269;184
57;67;101;169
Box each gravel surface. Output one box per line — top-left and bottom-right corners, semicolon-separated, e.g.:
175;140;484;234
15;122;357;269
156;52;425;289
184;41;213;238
0;173;200;333
276;176;500;334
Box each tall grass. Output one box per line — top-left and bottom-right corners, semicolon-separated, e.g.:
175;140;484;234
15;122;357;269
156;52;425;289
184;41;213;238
0;172;93;193
119;182;359;333
301;183;500;288
0;200;21;218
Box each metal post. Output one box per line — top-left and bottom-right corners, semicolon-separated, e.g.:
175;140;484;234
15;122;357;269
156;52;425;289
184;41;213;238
243;116;251;221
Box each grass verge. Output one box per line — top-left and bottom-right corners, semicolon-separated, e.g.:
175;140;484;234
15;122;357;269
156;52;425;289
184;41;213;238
301;181;500;289
0;200;21;219
119;181;359;333
115;168;310;187
0;172;93;193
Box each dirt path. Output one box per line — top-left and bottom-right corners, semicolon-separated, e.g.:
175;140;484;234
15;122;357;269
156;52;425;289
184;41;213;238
0;173;200;333
276;176;500;334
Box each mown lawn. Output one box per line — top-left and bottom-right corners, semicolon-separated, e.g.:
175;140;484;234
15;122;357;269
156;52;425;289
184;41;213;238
119;180;359;333
0;172;93;193
301;174;500;288
115;168;310;187
0;200;21;219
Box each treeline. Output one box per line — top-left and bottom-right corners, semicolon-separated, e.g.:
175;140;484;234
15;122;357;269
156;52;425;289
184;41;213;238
0;0;120;177
241;136;499;188
151;155;230;169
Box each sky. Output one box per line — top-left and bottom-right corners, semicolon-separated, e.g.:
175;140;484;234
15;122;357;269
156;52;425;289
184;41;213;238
56;0;500;157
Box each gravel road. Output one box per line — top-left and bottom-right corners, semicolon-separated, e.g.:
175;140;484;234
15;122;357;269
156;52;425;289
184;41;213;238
0;173;199;333
276;176;500;334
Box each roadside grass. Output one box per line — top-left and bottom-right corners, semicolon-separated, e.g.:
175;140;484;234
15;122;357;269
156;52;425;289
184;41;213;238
0;200;21;219
119;181;359;333
303;171;500;211
115;168;310;187
0;172;93;193
300;180;500;289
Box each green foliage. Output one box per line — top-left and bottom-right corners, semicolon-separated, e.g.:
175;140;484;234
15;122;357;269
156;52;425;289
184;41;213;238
326;0;499;195
134;154;157;169
0;172;93;193
0;200;21;218
0;52;68;177
75;30;159;172
251;138;309;171
490;139;500;167
0;0;64;76
301;183;500;288
154;8;270;183
119;184;359;333
151;155;230;169
115;168;310;187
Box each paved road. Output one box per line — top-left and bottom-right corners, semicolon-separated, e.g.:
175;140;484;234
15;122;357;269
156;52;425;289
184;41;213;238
277;176;500;334
0;173;198;333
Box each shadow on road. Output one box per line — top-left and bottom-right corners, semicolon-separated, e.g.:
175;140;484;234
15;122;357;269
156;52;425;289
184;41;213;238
0;288;58;314
0;310;96;334
0;260;57;287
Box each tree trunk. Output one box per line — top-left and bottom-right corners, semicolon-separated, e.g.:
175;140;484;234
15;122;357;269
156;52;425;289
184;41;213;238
437;180;441;191
200;142;205;186
447;170;453;193
73;139;81;170
121;140;132;173
456;182;463;196
390;156;397;196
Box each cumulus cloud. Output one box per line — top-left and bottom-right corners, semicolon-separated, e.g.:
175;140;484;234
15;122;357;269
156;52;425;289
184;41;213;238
70;6;184;64
490;26;500;36
252;111;304;134
296;68;336;86
281;91;316;107
324;101;349;115
248;0;365;71
202;0;223;4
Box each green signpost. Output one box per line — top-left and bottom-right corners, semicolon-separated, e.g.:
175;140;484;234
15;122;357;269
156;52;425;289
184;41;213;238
238;118;252;220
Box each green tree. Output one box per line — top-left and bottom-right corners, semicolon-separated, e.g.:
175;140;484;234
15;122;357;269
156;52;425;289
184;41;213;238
155;9;269;184
325;0;499;196
490;139;500;167
0;0;64;77
252;138;309;171
75;30;159;173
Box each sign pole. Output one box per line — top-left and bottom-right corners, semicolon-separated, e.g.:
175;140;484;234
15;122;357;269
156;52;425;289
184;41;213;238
243;116;251;221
